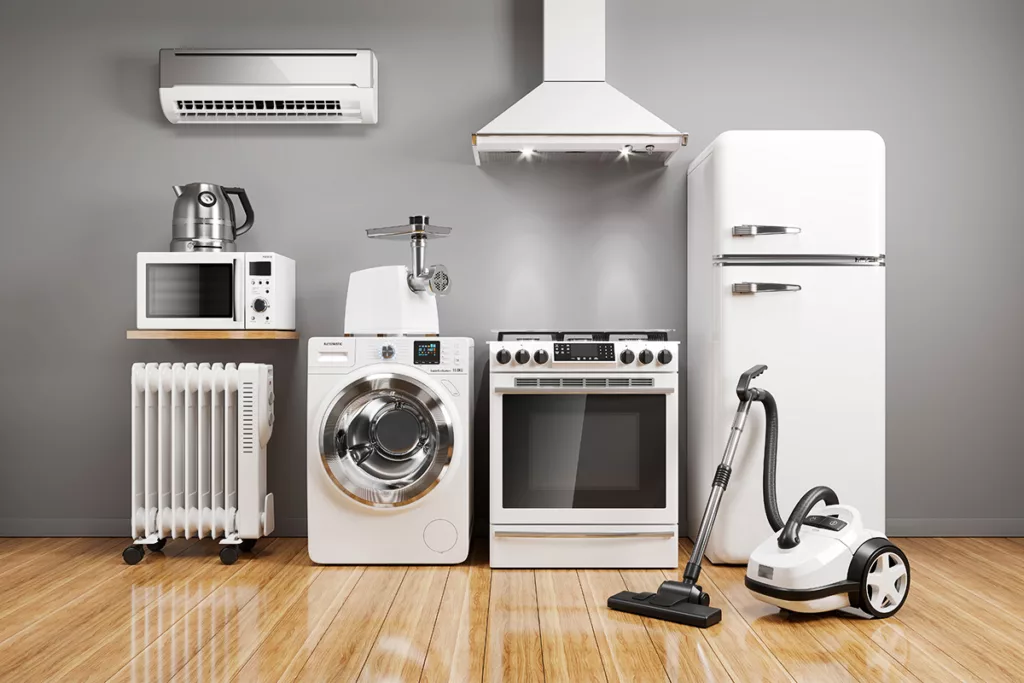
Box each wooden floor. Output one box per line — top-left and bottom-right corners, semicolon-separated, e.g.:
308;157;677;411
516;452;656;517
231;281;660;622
0;537;1021;682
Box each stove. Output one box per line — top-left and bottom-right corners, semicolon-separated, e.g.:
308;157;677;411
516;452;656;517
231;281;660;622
487;329;680;569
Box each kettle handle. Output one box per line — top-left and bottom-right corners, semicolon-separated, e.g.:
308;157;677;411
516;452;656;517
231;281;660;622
223;187;255;238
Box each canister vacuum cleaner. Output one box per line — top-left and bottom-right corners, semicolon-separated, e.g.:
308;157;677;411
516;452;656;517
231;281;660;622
608;365;909;627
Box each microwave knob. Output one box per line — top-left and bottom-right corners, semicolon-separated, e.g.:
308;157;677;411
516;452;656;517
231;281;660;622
638;349;654;365
514;349;531;365
534;349;549;364
658;349;673;364
495;349;511;365
620;349;636;364
252;298;269;313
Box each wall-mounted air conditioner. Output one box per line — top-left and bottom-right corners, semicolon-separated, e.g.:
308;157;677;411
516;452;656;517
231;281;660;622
159;49;378;124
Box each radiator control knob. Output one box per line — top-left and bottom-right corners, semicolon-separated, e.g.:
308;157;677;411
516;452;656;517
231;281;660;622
620;349;636;364
658;349;673;364
638;349;654;365
252;298;269;313
534;349;549;364
496;349;511;365
515;349;531;365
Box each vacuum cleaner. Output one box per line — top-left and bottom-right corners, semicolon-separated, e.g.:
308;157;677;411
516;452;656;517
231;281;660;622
608;365;909;626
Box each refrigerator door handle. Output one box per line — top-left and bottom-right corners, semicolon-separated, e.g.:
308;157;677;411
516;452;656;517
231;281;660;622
732;225;802;237
732;282;802;295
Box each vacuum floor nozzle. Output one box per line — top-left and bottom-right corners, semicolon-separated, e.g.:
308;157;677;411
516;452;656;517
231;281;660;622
608;591;723;628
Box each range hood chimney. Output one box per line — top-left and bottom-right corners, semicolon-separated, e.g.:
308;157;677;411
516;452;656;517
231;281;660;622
472;0;686;165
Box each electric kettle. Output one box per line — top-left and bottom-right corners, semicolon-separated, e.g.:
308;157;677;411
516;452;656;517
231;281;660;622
170;183;255;252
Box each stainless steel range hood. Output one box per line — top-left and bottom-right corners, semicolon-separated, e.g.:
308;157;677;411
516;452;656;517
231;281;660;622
472;0;686;165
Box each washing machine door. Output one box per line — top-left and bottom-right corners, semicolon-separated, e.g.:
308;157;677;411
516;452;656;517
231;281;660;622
319;373;455;507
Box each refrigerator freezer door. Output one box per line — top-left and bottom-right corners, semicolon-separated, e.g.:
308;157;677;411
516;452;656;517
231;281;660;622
689;130;885;257
691;264;885;564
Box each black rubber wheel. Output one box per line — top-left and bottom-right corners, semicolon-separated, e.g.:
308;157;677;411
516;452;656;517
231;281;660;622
220;545;240;565
239;539;257;553
150;538;167;552
122;545;145;565
858;544;910;618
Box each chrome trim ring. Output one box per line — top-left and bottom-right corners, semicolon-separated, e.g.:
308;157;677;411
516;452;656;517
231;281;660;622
319;373;454;508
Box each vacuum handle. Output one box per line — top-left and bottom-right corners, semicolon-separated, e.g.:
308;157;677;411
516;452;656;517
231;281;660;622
778;486;840;549
224;187;255;238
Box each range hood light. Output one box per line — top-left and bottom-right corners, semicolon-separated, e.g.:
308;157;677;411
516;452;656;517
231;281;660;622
521;148;536;160
619;145;633;159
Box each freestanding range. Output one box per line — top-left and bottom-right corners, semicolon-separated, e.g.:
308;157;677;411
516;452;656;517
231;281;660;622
687;130;886;563
489;331;679;568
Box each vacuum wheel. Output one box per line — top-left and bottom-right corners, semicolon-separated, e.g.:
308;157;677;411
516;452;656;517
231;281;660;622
858;545;910;618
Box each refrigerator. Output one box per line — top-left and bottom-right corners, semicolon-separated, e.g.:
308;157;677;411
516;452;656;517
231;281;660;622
686;130;885;564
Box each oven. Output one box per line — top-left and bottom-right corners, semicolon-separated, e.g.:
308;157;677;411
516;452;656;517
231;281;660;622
488;339;680;568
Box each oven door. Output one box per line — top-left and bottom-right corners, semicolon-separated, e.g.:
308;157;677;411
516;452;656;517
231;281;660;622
136;252;245;329
490;374;678;525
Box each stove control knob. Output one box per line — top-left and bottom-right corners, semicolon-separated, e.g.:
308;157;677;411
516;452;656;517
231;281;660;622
620;349;636;364
252;298;269;313
496;349;511;365
534;349;549;364
515;349;531;365
658;349;673;364
381;344;396;360
638;349;654;365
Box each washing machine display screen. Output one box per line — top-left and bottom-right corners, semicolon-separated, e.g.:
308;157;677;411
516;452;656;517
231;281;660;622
414;341;441;365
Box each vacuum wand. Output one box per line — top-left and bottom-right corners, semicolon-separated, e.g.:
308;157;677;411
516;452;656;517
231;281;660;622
607;364;771;628
685;398;752;581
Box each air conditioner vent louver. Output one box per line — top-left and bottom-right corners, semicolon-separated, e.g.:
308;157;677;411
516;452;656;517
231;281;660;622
513;377;655;388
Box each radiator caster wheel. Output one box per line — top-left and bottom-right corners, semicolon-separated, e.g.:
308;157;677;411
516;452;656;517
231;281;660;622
239;539;257;553
123;545;145;565
220;546;240;565
150;538;167;552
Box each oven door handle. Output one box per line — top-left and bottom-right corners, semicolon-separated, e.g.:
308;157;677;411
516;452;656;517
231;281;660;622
493;530;676;539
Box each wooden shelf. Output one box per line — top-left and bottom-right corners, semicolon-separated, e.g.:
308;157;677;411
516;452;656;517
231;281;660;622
127;330;299;340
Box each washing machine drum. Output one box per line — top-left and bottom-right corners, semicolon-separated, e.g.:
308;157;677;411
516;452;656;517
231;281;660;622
319;374;455;507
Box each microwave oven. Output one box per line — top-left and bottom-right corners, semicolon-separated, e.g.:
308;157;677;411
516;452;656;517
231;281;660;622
136;252;295;330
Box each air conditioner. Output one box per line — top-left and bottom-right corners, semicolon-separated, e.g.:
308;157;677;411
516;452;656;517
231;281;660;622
159;49;378;124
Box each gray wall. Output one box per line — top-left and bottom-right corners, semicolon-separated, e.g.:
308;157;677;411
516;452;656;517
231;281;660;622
1;0;1022;537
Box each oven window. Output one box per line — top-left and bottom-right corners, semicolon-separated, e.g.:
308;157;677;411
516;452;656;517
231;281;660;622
146;264;234;318
502;394;667;508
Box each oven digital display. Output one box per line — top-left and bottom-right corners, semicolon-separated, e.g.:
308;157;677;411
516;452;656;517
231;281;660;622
553;343;615;362
414;340;441;365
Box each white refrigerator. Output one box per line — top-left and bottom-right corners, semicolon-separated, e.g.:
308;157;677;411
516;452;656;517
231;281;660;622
686;130;886;564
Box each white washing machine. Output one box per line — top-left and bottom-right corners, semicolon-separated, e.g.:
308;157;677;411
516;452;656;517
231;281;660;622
307;336;474;564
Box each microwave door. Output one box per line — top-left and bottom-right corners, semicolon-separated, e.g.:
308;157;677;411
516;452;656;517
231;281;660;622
137;255;242;329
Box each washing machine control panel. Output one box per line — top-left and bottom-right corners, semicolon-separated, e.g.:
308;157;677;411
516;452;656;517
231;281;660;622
308;337;473;374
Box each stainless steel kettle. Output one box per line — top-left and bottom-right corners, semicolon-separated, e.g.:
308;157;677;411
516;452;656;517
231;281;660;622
170;183;255;252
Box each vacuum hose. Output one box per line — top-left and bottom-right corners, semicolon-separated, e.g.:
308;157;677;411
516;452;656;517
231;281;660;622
751;386;840;548
750;388;785;533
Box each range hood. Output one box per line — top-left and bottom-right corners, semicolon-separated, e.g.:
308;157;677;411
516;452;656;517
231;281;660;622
472;0;686;165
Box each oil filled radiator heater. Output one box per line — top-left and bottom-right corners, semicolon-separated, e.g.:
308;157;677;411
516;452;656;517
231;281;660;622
125;363;276;565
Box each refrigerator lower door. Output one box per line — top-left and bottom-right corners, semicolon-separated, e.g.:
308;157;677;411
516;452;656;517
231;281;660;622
691;264;885;564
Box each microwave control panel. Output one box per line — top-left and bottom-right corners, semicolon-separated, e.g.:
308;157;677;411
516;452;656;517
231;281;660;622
245;253;296;330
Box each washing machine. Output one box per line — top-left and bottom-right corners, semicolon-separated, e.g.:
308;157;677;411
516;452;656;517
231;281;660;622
307;336;474;564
